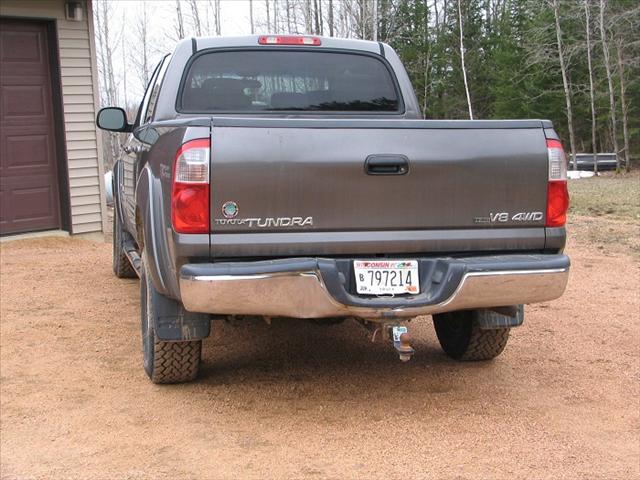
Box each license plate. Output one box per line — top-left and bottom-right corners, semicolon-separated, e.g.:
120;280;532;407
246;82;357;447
354;260;419;295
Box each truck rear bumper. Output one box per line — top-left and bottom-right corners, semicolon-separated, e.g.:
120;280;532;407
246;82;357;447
179;254;570;319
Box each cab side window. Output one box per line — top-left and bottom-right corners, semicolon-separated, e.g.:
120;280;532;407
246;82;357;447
143;56;171;124
134;55;170;128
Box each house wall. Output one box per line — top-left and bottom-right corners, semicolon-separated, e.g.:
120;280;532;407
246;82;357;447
0;0;106;234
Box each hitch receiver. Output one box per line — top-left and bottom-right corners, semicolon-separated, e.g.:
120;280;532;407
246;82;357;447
355;319;416;362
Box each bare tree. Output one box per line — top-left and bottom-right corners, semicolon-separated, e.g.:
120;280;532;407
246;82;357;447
616;37;631;171
265;0;271;32
372;0;378;41
131;1;151;89
458;0;473;119
328;0;335;36
95;2;117;106
249;0;255;34
94;0;120;169
175;0;185;40
584;0;598;173
285;0;292;33
552;0;576;169
305;0;312;33
189;0;202;36
313;0;320;34
599;0;620;171
215;0;221;35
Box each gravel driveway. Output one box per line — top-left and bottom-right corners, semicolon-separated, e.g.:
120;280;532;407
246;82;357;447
1;224;638;479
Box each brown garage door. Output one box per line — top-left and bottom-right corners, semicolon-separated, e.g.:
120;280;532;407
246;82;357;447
0;18;61;235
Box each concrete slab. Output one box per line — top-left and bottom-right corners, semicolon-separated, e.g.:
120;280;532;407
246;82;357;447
0;230;70;243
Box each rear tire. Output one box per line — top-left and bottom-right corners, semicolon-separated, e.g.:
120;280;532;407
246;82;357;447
112;210;136;278
433;310;510;361
141;254;201;383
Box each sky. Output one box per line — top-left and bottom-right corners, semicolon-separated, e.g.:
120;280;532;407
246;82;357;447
96;0;265;105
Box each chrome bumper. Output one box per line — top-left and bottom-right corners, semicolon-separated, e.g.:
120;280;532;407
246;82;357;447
179;255;570;319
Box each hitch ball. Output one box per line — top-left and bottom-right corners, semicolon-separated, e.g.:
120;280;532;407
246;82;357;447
391;326;415;362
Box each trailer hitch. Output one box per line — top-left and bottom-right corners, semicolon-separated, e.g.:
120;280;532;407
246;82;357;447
357;319;415;362
390;325;414;362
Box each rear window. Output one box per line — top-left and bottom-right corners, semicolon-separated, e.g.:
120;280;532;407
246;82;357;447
179;50;401;113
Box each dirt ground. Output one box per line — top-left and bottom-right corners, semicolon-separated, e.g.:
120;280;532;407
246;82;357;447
1;219;639;479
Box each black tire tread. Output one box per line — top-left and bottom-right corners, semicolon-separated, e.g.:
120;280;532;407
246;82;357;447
114;251;136;278
459;325;510;361
150;340;202;384
433;310;511;361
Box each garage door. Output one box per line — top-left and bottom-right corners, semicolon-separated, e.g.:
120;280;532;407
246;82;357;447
0;18;61;235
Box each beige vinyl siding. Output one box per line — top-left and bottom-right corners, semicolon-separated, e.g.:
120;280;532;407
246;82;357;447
63;94;95;105
73;221;103;234
71;194;102;207
71;203;102;215
0;0;106;234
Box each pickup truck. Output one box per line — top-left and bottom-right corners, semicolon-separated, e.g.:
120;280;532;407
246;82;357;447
97;35;570;384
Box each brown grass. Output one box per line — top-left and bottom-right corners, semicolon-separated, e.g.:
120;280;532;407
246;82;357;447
568;170;640;221
567;171;640;256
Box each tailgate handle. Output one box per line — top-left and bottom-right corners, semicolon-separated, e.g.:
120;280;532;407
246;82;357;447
365;155;409;175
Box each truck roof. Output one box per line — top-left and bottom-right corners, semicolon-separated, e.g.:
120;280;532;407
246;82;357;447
183;35;385;56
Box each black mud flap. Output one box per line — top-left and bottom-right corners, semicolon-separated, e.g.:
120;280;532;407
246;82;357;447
150;285;210;341
477;305;524;330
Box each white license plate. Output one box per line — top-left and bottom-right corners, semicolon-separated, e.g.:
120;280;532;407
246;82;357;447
354;260;419;295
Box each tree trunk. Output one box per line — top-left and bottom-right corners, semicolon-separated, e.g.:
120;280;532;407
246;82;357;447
266;0;271;32
97;0;123;170
552;0;576;169
274;0;279;33
189;0;202;37
204;0;212;35
458;0;474;119
313;0;320;35
286;0;292;33
121;10;128;110
140;2;150;87
215;0;221;35
584;0;598;173
249;0;255;34
372;0;378;41
616;38;631;172
328;0;334;36
175;0;185;40
599;0;620;171
305;0;312;34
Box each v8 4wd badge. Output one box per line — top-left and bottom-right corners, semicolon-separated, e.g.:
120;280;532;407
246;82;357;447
474;211;543;223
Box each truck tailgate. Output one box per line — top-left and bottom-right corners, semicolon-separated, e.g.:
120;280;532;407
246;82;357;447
208;118;550;256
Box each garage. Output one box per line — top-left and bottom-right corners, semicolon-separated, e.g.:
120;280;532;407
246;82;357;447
0;18;64;234
0;0;106;236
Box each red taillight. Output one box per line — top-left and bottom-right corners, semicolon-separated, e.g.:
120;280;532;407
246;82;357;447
172;139;210;234
258;35;321;46
546;181;569;227
546;138;569;227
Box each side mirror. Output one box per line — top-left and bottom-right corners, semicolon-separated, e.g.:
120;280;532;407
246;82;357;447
96;107;131;132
